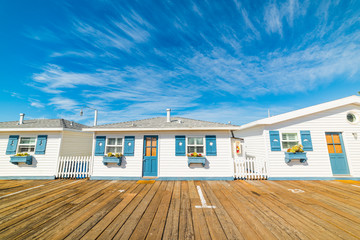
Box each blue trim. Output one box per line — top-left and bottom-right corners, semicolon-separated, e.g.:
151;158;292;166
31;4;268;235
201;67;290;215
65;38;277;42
268;177;360;180
90;176;142;180
269;131;281;151
175;135;186;156
0;176;55;180
143;135;158;177
124;136;135;156
157;177;234;181
35;135;47;155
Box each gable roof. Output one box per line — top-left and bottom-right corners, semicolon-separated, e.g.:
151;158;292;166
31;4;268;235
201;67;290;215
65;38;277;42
0;119;87;131
83;116;239;132
239;95;360;130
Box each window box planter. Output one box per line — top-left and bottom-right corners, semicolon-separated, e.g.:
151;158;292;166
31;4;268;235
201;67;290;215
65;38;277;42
188;157;206;167
103;156;122;166
285;152;307;163
10;155;33;165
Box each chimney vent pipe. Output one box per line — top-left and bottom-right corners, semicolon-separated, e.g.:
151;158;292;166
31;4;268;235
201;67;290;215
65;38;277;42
19;113;25;125
166;108;171;122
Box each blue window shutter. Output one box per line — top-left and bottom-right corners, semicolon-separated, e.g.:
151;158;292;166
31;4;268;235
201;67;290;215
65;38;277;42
95;136;106;156
269;131;281;151
124;136;135;156
175;136;186;156
206;135;217;156
35;135;48;154
300;130;313;151
6;135;19;155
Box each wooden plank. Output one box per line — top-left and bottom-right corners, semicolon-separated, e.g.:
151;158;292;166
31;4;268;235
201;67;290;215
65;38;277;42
129;181;168;239
81;181;145;240
96;182;156;239
35;181;128;239
187;180;211;240
208;181;262;240
112;181;162;239
65;181;137;239
178;181;195;240
146;181;174;240
162;180;181;239
267;181;360;239
0;180;101;239
201;181;244;240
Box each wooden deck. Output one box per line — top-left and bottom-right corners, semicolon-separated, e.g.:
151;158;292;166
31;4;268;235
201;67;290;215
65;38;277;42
0;179;360;239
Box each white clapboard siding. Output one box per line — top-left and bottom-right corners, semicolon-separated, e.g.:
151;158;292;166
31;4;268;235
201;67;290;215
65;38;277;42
237;104;360;178
91;131;234;178
57;156;91;179
234;155;268;180
0;132;62;177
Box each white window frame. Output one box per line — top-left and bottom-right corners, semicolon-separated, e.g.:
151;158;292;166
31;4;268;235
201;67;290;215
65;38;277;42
17;136;37;153
187;136;205;154
105;137;124;154
280;132;299;151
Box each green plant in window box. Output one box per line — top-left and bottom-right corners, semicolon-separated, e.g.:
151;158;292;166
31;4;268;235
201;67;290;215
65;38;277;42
10;153;32;165
285;144;307;163
103;152;123;166
287;144;304;153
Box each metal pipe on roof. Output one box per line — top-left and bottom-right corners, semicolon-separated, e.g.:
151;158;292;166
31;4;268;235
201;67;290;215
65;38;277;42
166;108;171;122
19;113;25;125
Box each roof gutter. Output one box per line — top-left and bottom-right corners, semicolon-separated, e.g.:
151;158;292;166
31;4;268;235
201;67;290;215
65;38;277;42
0;128;84;132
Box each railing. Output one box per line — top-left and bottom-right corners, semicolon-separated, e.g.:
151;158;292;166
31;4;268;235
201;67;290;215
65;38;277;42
56;156;91;179
234;154;268;180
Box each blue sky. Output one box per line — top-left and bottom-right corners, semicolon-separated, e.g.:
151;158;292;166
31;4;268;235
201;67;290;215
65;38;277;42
0;0;359;125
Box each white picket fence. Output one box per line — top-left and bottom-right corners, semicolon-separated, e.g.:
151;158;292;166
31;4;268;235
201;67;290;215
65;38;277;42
234;155;268;180
56;156;92;179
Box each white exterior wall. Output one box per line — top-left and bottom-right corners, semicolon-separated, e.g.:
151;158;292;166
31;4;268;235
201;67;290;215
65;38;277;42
91;130;233;178
0;131;62;178
260;104;360;178
59;131;92;156
234;127;266;160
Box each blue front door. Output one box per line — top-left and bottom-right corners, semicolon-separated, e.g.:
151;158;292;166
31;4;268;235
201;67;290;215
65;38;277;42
326;133;350;175
143;136;158;177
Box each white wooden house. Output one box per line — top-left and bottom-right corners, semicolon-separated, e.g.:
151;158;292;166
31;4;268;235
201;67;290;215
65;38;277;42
83;110;238;180
235;96;360;180
0;115;92;179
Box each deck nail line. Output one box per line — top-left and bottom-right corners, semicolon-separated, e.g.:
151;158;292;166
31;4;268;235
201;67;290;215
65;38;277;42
195;186;216;209
351;185;360;188
0;185;44;199
288;189;305;193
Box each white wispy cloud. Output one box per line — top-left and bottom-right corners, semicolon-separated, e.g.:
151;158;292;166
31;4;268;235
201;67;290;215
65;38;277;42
29;99;45;108
49;96;79;111
264;2;283;36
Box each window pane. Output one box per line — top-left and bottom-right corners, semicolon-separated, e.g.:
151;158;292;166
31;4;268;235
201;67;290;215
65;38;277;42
333;134;341;144
152;138;157;147
283;133;297;141
30;147;35;152
106;147;115;153
19;147;29;152
334;144;343;153
188;146;195;153
327;144;335;154
188;138;195;145
116;138;123;145
20;137;32;144
282;141;298;149
107;138;116;145
146;138;152;146
151;147;157;156
325;135;333;144
115;147;123;153
146;147;151;156
195;146;204;153
195;138;203;145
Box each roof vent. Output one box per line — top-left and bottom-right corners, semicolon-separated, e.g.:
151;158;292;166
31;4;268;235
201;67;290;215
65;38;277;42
166;108;171;122
70;121;74;126
228;121;231;124
131;123;136;127
178;120;183;124
19;113;25;125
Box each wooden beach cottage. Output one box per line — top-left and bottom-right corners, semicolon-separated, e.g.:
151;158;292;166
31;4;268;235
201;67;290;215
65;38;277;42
0;114;92;179
235;95;360;180
83;109;238;180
